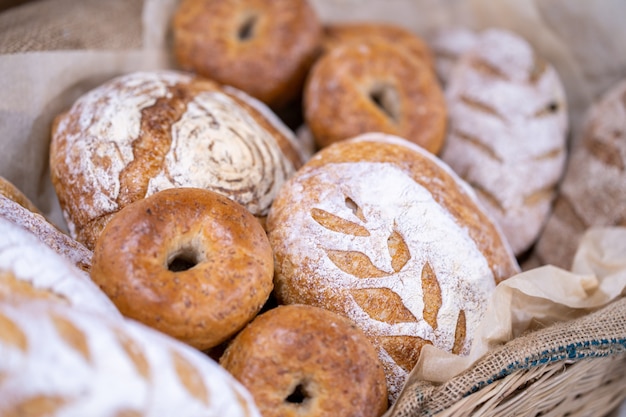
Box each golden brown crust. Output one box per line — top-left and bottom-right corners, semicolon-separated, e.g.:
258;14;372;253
220;304;388;417
0;176;41;215
304;39;447;153
90;187;274;350
172;0;322;108
322;22;435;71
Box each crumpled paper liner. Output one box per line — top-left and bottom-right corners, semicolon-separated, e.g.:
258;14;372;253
386;226;626;415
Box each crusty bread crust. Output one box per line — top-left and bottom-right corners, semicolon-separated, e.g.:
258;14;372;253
266;133;519;400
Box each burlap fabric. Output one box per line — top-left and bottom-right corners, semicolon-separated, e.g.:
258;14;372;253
1;1;625;416
389;298;626;416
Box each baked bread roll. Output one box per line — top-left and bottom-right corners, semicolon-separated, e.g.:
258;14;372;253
266;133;520;401
0;194;92;273
50;70;302;250
172;0;322;109
0;298;260;417
304;39;447;154
91;187;274;350
534;79;626;269
440;29;569;256
0;217;117;317
220;304;388;417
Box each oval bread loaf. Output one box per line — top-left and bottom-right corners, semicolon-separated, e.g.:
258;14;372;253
534;78;626;269
266;133;520;401
441;29;569;256
0;298;260;417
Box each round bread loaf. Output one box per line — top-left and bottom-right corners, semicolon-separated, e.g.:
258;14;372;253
266;133;520;401
50;70;302;250
321;22;435;71
534;78;626;269
441;29;569;256
220;304;388;417
0;217;117;317
0;298;260;417
90;187;274;351
427;27;478;85
303;39;447;153
172;0;322;109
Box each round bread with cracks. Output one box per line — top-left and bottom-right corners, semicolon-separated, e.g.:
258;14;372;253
50;70;302;250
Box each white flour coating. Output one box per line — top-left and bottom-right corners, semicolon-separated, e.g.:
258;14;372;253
54;71;191;228
0;299;260;417
147;90;295;215
0;195;92;271
270;155;498;399
441;29;568;255
0;218;118;317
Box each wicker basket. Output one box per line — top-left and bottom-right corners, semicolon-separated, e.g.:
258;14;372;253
389;297;626;417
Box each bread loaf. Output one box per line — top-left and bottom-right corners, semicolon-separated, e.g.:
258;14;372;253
534;78;626;269
441;29;569;256
0;298;260;417
266;133;520;401
50;70;303;249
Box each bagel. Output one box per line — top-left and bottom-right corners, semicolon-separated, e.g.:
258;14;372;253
220;304;388;417
172;0;322;108
303;39;447;153
90;187;274;350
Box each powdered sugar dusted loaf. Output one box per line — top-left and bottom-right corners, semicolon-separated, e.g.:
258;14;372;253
441;29;568;256
266;133;519;401
0;298;260;417
534;79;626;269
50;70;303;249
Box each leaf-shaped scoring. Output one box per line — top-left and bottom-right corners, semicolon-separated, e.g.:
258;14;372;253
387;229;410;272
311;208;370;237
452;310;466;355
378;335;432;373
421;262;442;330
350;288;417;324
325;249;389;278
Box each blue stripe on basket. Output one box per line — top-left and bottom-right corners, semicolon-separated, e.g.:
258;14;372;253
465;338;626;396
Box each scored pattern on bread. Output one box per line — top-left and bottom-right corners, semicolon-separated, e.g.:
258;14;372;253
0;299;260;417
0;218;118;317
441;29;569;256
534;79;626;269
50;71;299;249
267;134;519;401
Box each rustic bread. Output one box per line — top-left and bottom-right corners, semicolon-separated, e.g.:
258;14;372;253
0;298;260;416
441;28;569;256
50;70;302;250
534;78;626;269
266;133;520;401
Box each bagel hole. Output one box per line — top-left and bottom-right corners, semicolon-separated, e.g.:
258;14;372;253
237;13;258;41
369;82;401;123
167;247;202;272
285;383;310;405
